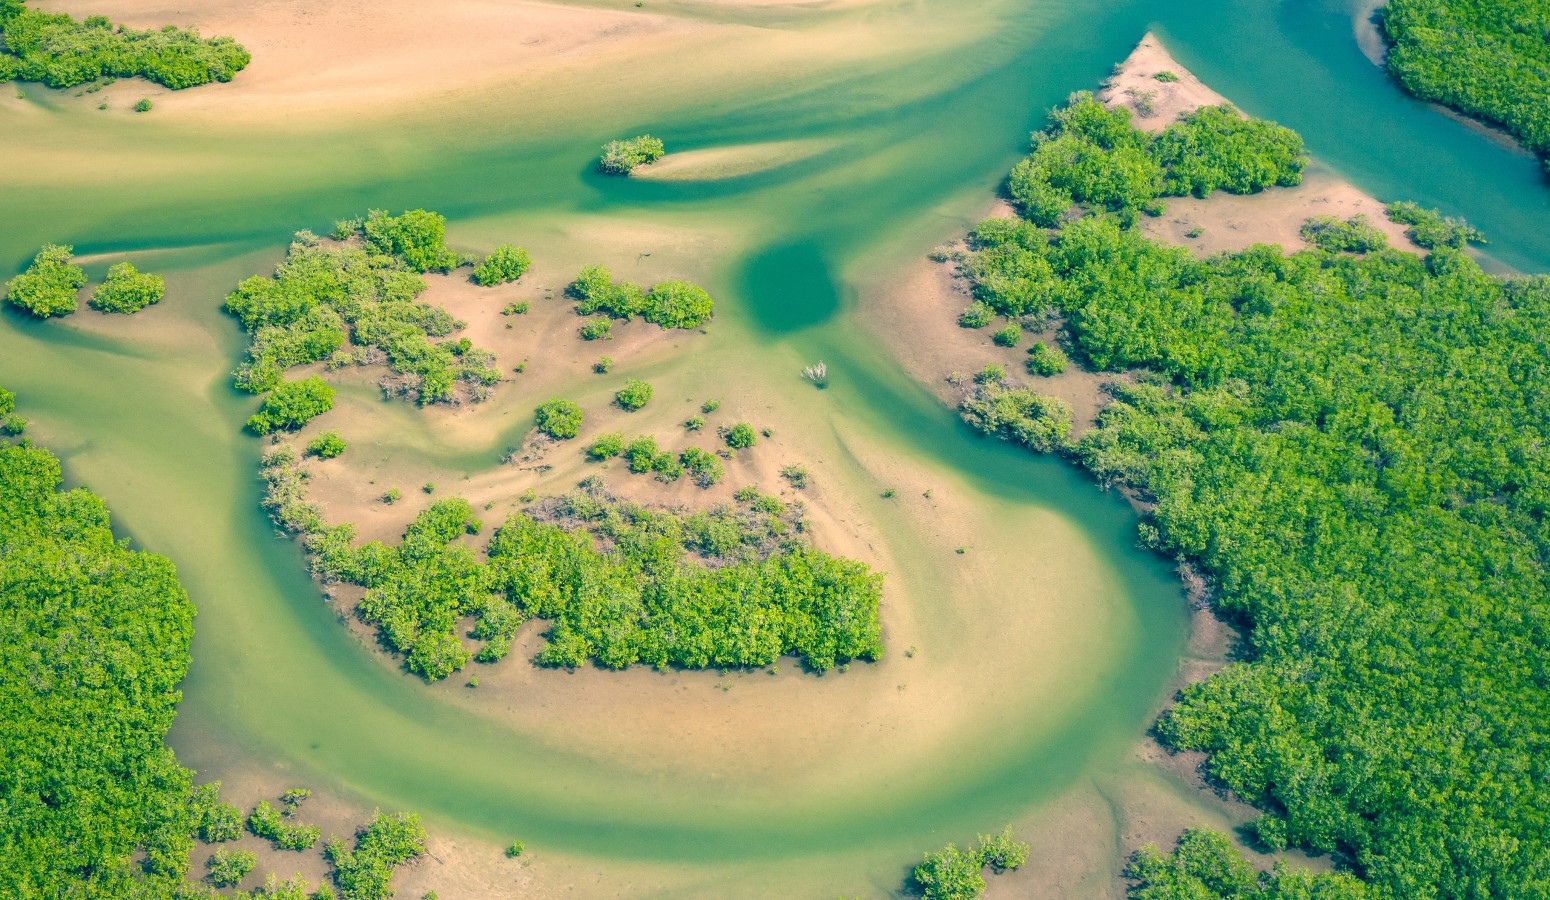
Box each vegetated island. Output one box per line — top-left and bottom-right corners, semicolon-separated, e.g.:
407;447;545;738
598;134;666;174
936;38;1546;899
0;0;250;91
1380;0;1550;173
0;386;427;899
228;210;881;682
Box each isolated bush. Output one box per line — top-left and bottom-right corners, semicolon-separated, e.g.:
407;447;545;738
471;244;531;286
89;261;163;313
534;399;583;439
307;431;348;459
615;379;653;411
721;421;757;449
4;243;85;317
598;134;666;174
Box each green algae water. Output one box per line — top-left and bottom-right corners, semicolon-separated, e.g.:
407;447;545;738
3;0;1549;895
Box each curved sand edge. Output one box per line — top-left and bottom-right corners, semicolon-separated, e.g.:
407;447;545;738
630;140;831;182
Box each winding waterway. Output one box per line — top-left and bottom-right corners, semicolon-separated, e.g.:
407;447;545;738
2;0;1547;895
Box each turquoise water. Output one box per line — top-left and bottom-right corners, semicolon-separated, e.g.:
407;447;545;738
1;0;1547;894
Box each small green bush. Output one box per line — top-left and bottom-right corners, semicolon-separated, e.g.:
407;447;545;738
684;415;705;431
206;847;256;888
534;399;583;440
247;376;335;435
958;302;994;328
307;431;348;459
0;414;25;436
1154;70;1179;82
325;811;427;900
579;318;613;341
1300;214;1388;253
624;436;660;473
679;447;723;487
586;432;624;460
471;245;531;286
991;324;1022;347
4;244;85;318
615;379;653;411
721;422;757;449
1025;343;1067;376
1385;200;1486;250
701;399;721;413
133;98;152;112
598;134;666;174
502;301;530;316
593;356;613;374
506;841;525;858
248;798;321;851
89;261;163;313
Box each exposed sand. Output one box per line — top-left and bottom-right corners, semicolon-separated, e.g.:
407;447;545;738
630;139;831;182
1097;33;1228;133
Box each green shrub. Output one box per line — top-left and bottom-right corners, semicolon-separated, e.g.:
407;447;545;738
1025;342;1067;376
1299;214;1388;253
958;301;993;328
247;376;335;435
598;134;666;174
579;318;613;341
471;244;531;286
912;845;985;900
360;209;460;273
593;356;613;373
911;828;1029;900
195;788;243;843
325;811;426;900
991;323;1022;347
780;464;809;489
248;798;321;851
133;97;151;112
624;436;660;473
701;399;721;413
506;841;525;858
534;398;583;439
1154;70;1179;82
566;266;714;328
89;261;163;312
0;6;250;90
721;421;757;449
206;847;256;888
586;431;624;460
644;279;714;328
0;413;25;436
502;301;529;316
960;383;1072;453
684;415;705;431
4;243;84;317
1150;103;1305;196
679;446;723;487
615;379;653;411
1385;200;1486;249
307;431;348;459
